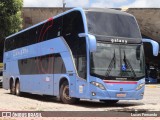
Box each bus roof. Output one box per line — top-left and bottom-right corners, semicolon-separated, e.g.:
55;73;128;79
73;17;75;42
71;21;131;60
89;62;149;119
6;7;133;39
84;8;133;16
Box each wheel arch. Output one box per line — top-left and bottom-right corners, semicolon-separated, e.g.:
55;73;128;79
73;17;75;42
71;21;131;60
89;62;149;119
15;77;20;85
58;75;79;104
59;76;70;90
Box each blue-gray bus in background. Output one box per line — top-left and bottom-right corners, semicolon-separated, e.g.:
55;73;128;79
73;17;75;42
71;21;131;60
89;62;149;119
3;8;159;104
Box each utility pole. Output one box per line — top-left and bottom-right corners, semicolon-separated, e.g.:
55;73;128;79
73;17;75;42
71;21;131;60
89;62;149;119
63;0;66;12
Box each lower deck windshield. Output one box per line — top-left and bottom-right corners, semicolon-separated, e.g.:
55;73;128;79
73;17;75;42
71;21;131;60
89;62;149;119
90;42;145;80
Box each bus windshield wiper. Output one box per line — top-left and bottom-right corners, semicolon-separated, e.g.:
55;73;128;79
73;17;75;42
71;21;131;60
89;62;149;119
123;51;136;78
105;50;116;77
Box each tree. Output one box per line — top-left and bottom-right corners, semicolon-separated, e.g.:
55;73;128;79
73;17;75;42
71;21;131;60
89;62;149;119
0;0;23;62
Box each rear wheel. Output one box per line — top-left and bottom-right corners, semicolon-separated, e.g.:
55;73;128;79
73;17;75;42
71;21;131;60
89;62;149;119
100;100;119;104
60;81;79;104
10;80;15;95
15;81;21;96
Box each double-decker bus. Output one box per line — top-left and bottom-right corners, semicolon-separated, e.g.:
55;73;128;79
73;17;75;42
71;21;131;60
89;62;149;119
3;8;159;104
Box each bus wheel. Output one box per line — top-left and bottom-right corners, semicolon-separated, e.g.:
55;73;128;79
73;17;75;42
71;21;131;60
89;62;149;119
15;81;21;96
10;81;15;95
100;100;119;104
60;81;79;104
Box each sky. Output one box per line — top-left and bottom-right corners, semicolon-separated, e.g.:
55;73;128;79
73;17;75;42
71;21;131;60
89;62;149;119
23;0;160;8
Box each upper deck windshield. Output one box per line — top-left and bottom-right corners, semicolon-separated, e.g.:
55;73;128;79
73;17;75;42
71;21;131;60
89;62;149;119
85;11;141;38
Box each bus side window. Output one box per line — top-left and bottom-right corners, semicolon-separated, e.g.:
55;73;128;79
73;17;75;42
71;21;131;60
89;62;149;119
29;27;37;44
10;38;15;50
5;39;9;52
47;16;62;40
53;54;66;74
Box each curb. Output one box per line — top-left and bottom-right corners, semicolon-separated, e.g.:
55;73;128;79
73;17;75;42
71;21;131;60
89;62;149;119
145;85;160;88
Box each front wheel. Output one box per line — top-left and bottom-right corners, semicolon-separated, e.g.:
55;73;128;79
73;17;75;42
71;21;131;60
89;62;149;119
60;81;79;104
100;100;119;104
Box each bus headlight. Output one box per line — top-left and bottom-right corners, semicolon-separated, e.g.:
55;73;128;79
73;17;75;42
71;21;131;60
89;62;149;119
90;81;106;90
136;83;145;90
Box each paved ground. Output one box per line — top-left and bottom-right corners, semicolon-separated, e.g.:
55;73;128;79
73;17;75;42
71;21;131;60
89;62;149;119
0;85;160;120
0;84;159;112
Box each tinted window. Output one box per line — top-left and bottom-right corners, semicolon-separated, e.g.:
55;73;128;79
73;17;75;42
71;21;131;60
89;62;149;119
86;11;141;38
47;17;62;40
5;17;63;52
54;54;66;74
28;27;38;45
18;53;66;75
5;38;10;51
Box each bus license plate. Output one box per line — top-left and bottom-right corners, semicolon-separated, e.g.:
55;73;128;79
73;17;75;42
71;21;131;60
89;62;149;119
116;93;126;97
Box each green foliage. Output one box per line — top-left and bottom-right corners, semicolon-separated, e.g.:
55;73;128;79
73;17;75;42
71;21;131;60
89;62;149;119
0;0;23;61
0;0;23;40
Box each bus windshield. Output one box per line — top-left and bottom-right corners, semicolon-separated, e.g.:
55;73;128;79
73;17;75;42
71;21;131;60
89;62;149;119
85;11;141;38
90;42;145;80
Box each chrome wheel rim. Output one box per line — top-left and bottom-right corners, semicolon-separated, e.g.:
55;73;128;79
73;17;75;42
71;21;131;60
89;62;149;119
63;85;71;100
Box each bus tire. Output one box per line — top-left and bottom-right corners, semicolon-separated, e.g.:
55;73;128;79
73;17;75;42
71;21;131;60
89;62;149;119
15;81;21;96
60;81;79;104
10;80;15;95
100;100;119;104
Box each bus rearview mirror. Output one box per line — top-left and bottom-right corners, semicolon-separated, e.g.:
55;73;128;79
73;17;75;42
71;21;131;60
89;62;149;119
88;34;97;52
142;39;159;56
78;33;97;52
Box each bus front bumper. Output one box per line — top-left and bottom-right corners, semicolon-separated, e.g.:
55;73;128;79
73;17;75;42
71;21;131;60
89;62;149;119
89;87;144;100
